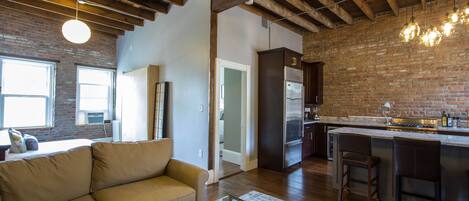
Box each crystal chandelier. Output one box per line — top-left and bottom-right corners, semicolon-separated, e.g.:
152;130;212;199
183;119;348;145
447;0;463;24
441;21;455;37
462;3;469;24
448;9;460;24
420;26;442;47
400;8;420;42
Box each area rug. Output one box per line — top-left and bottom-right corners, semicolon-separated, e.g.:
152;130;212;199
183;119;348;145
239;191;284;201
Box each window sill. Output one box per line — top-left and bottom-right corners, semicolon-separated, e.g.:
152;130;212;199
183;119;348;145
76;123;110;126
1;126;54;130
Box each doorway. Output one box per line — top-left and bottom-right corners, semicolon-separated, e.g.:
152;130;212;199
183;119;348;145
215;59;250;180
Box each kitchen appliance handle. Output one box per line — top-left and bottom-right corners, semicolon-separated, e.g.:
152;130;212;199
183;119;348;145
301;85;305;138
286;139;302;146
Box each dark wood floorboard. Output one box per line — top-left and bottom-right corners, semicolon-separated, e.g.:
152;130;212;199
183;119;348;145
207;157;365;201
219;160;242;179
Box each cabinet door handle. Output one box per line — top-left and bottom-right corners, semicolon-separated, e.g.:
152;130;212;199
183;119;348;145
316;96;318;103
310;133;313;140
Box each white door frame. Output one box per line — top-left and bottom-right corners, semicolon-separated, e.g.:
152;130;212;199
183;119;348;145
214;58;252;181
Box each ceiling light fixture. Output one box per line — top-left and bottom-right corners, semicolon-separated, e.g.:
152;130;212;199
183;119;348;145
441;21;455;37
421;26;442;47
400;7;420;42
447;0;461;24
462;2;469;24
62;0;91;44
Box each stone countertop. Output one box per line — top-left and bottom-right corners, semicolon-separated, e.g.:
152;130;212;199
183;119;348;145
329;127;469;148
304;118;469;133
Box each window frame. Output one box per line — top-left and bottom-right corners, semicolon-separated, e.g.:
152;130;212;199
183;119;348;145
0;56;56;129
75;65;116;125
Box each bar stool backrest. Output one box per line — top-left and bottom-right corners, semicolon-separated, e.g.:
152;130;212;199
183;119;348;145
338;133;371;156
393;137;441;182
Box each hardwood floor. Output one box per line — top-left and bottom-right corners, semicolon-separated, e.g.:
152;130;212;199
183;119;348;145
219;160;242;179
207;157;365;201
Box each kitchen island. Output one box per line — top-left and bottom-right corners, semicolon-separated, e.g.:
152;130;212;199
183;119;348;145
329;127;469;201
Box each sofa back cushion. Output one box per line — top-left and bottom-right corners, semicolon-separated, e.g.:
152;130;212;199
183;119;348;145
0;146;92;201
91;139;172;191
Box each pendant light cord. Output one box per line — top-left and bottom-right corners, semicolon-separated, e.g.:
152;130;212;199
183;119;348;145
75;0;78;20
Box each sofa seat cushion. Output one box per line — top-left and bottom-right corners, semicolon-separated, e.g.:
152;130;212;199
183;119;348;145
91;139;172;191
71;195;96;201
93;176;195;201
0;146;92;201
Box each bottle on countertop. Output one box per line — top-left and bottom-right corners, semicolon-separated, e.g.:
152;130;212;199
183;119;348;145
448;113;453;128
454;117;460;128
466;110;469;128
441;111;448;127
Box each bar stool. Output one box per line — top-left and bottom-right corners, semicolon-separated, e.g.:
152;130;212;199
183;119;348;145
338;133;380;201
393;137;441;201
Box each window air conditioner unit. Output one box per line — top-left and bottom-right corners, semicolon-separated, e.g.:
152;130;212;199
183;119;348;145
86;112;104;125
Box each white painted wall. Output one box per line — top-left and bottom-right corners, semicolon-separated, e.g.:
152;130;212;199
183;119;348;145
116;0;210;168
217;6;303;161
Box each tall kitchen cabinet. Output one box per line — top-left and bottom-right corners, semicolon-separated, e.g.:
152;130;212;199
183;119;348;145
303;62;324;105
258;48;303;172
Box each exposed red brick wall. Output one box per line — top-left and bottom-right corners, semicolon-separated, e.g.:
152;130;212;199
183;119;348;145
303;1;469;118
0;8;116;141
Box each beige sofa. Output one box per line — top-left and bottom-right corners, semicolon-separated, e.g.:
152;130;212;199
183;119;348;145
0;139;209;201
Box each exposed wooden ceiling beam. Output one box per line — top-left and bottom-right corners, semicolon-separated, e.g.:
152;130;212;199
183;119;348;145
351;0;375;20
86;0;156;21
317;0;352;24
285;0;335;28
44;0;144;26
239;4;306;35
212;0;248;13
163;0;187;6
9;0;134;31
0;0;123;36
125;0;171;14
385;0;399;16
254;0;319;32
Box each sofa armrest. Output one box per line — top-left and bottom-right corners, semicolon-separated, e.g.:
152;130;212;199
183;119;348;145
166;159;209;201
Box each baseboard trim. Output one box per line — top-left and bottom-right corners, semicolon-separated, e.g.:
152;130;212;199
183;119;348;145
245;159;258;171
222;149;241;165
207;169;216;184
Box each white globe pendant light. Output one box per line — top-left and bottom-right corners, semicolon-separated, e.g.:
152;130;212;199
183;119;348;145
62;0;91;44
62;19;91;44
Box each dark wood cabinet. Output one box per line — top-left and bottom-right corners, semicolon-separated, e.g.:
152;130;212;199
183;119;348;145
302;123;328;159
303;62;324;105
302;124;315;159
313;124;327;158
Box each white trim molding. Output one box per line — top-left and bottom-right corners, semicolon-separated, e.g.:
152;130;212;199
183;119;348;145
222;149;242;165
213;58;254;181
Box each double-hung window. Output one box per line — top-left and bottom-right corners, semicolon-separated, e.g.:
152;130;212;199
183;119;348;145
0;57;56;128
76;66;115;125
